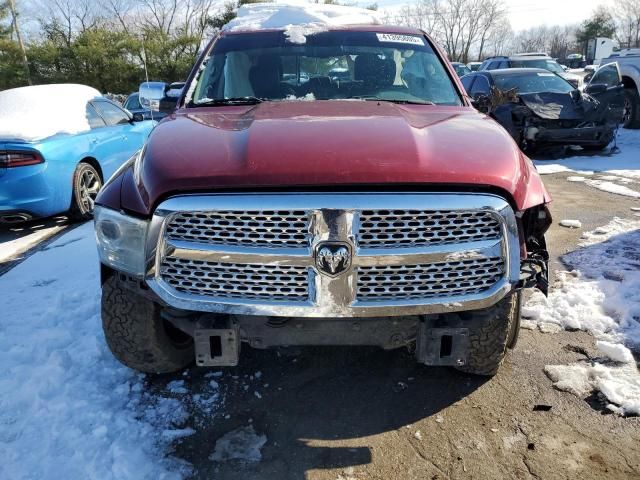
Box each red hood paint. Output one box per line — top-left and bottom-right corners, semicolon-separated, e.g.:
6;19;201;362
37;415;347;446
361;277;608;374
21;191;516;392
115;101;549;216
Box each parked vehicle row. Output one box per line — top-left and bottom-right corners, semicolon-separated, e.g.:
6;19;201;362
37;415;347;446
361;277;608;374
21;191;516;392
478;53;583;89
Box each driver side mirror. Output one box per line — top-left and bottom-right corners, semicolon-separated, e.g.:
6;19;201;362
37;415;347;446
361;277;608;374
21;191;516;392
585;83;607;95
131;112;145;122
471;95;490;113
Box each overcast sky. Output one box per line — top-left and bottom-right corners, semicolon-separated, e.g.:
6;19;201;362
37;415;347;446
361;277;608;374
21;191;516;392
376;0;614;31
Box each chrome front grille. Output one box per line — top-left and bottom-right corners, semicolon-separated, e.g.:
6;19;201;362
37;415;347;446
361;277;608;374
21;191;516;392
358;210;501;248
357;257;504;301
148;193;520;317
160;257;309;301
165;210;310;248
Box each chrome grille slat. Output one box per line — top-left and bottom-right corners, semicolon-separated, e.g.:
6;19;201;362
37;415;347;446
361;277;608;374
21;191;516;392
165;210;310;248
358;210;501;248
160;257;309;301
356;257;504;301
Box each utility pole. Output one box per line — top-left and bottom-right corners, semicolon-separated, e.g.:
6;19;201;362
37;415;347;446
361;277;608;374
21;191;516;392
8;0;32;85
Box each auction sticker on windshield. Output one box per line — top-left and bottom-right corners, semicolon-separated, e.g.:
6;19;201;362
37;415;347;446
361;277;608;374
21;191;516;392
376;33;425;45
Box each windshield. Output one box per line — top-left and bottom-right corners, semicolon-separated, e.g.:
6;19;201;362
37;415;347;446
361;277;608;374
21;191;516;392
510;59;565;74
190;30;462;106
494;72;575;94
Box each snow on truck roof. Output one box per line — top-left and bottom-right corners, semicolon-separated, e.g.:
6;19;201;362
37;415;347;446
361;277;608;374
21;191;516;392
222;1;383;43
0;84;101;142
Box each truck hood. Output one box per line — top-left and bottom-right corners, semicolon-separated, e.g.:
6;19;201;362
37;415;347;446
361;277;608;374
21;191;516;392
120;101;548;215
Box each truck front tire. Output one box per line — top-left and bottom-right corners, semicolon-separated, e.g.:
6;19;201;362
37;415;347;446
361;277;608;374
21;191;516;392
624;88;640;129
101;275;194;374
455;291;521;376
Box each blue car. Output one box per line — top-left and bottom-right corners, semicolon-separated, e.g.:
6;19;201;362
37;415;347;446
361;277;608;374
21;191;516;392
0;84;155;224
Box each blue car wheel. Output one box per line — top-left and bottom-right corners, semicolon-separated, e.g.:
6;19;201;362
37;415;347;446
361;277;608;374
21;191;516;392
69;162;103;221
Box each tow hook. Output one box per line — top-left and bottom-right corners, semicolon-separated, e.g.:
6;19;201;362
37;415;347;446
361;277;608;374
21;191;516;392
517;250;550;296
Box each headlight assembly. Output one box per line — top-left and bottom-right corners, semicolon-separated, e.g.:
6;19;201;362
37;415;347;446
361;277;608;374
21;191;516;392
94;206;149;276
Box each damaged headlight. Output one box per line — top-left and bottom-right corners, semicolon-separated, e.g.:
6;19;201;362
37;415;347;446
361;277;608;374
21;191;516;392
94;206;149;276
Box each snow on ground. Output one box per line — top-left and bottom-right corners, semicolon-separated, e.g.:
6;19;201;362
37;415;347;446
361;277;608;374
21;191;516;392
534;129;640;199
0;223;218;479
210;425;267;462
545;341;640;416
523;217;640;415
0;84;101;141
223;1;382;43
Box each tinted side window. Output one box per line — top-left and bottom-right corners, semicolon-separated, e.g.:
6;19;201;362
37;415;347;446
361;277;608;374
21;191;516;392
591;63;621;87
498;60;509;68
470;75;491;97
487;61;501;70
124;94;141;110
93;101;130;126
86;103;106;129
461;75;475;92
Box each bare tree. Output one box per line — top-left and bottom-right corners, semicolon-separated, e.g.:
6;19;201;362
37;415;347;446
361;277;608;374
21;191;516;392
615;0;640;48
8;0;31;84
475;0;506;61
484;18;513;57
386;0;507;62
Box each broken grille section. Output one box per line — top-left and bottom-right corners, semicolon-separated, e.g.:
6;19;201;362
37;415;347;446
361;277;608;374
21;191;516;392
358;210;502;248
160;257;309;301
165;210;310;248
356;257;504;301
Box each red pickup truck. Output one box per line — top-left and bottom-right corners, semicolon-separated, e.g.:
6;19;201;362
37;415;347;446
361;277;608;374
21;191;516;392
94;25;551;376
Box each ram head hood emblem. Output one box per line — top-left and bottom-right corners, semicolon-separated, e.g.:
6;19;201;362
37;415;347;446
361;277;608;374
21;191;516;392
315;242;351;277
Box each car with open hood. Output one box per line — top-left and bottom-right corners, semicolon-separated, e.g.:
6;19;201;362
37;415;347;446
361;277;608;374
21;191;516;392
93;6;551;377
462;66;625;151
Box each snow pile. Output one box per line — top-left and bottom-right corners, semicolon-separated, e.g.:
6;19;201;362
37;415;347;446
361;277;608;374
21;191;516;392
583;179;640;198
524;217;640;345
597;340;636;363
523;217;640;415
534;129;640;199
559;219;582;228
0;224;196;479
223;1;382;44
210;426;267;462
545;342;640;416
535;129;640;178
0;84;101;141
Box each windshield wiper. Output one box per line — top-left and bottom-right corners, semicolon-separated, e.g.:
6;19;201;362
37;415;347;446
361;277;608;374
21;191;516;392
354;96;435;105
190;96;264;107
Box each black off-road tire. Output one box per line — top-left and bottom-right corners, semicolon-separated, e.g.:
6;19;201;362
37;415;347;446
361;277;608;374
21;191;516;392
69;162;102;221
455;291;521;377
623;88;640;129
102;275;194;374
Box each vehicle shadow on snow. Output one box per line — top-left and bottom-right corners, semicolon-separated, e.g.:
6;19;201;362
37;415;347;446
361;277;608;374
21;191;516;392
0;215;78;274
153;346;487;479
